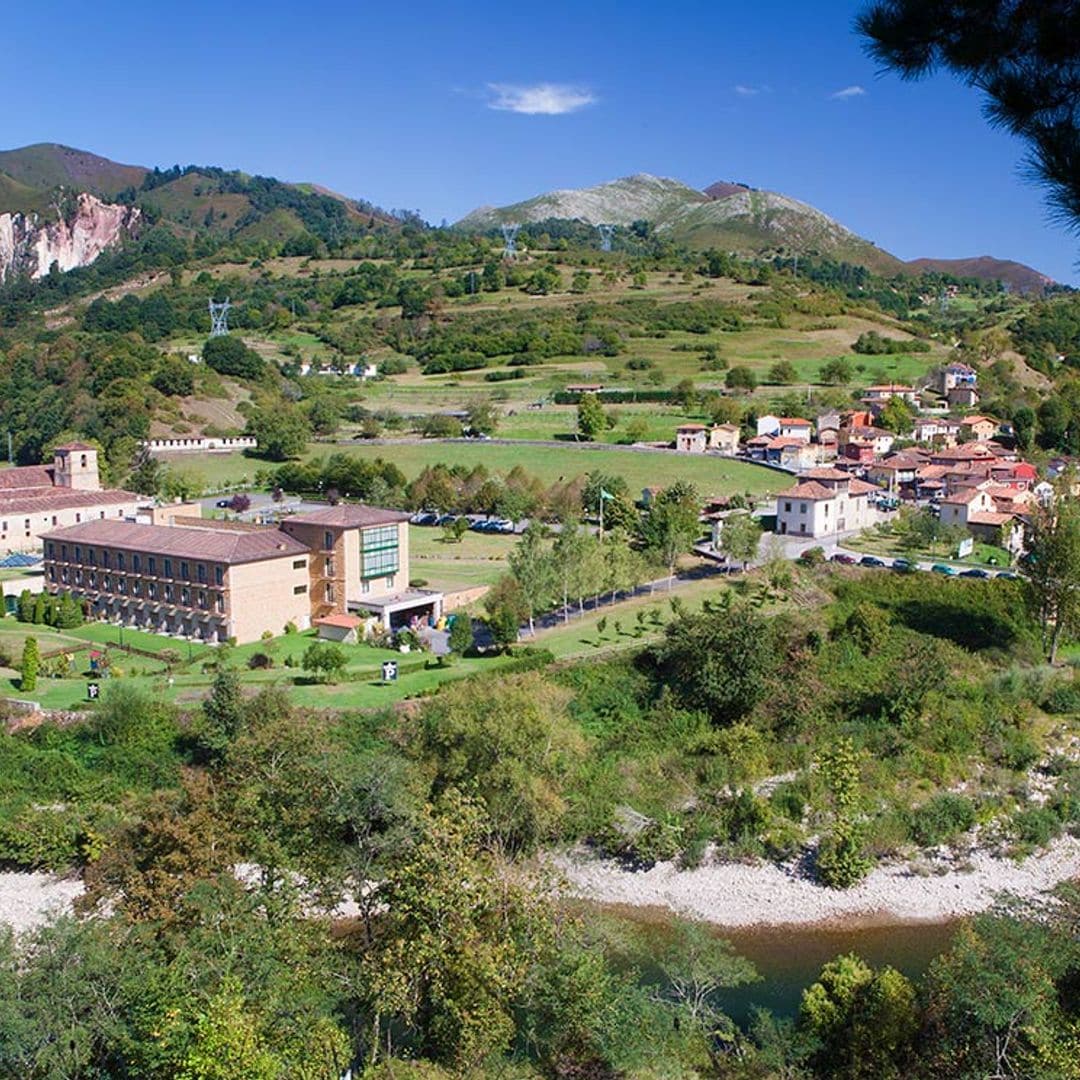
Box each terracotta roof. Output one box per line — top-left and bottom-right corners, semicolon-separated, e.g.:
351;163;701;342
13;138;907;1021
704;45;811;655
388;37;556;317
713;423;741;432
283;505;410;528
0;488;140;515
941;489;987;505
778;481;835;501
778;417;811;426
315;614;362;629
677;423;706;431
865;384;914;392
959;415;994;426
968;511;1016;526
932;445;997;462
802;467;852;480
41;520;309;565
849;479;880;495
0;465;54;492
767;436;810;449
747;435;772;445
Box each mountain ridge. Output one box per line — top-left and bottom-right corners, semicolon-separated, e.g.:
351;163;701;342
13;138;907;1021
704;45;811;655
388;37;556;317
456;172;1054;289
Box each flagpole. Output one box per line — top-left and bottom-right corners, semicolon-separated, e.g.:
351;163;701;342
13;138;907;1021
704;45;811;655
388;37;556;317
600;491;604;543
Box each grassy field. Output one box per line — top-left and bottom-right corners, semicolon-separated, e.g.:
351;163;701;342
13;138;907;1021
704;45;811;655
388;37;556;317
326;441;784;496
408;524;520;592
843;528;1013;567
0;566;741;711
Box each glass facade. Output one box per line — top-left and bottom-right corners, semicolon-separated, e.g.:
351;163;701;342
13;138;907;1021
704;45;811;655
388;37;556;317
360;525;399;580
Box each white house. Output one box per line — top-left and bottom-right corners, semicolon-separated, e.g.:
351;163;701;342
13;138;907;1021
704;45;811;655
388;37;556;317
756;414;781;437
778;418;813;443
774;468;879;539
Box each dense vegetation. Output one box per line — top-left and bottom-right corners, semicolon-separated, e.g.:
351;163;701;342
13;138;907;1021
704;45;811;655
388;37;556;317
2;557;1079;1077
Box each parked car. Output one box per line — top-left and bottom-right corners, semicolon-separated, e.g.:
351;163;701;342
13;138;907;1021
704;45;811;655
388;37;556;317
437;514;458;526
417;513;439;526
859;555;886;568
960;567;991;579
492;519;515;534
215;499;230;508
829;552;857;565
891;558;916;573
931;563;957;576
469;519;489;532
996;570;1020;580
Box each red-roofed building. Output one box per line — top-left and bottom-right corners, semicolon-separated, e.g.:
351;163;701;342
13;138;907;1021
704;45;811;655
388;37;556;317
777;418;813;442
1;444;142;556
774;469;879;538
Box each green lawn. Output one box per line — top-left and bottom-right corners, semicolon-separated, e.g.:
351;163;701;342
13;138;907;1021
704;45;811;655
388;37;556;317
843;529;1013;567
329;442;784;497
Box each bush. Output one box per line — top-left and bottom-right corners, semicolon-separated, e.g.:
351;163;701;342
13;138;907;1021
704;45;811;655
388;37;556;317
1043;681;1080;714
1012;806;1061;847
905;793;976;846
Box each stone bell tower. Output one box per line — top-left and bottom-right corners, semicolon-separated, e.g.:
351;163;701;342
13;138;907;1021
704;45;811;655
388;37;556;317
53;442;101;492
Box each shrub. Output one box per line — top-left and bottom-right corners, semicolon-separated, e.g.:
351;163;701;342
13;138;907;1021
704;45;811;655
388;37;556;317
1012;806;1061;847
905;793;977;846
1043;681;1080;714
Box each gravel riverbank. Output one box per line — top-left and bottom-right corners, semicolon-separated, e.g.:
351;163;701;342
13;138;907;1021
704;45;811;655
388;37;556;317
0;872;84;934
552;835;1080;928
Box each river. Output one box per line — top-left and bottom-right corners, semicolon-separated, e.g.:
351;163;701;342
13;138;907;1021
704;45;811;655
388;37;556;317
578;901;960;1025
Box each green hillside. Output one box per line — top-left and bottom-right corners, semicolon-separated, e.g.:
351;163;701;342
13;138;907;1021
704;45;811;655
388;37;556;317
0;142;147;197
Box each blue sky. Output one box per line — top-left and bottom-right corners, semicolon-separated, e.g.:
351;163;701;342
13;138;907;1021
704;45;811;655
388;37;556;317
6;0;1077;283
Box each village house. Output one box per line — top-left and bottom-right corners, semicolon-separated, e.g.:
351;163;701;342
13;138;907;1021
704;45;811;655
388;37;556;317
0;444;143;557
774;468;879;539
912;417;960;446
764;437;823;471
777;417;813;442
958;415;998;441
938;486;1025;554
756;414;781;437
862;384;918;405
675;423;740;454
838;426;896;460
937;362;978;394
947;385;981;409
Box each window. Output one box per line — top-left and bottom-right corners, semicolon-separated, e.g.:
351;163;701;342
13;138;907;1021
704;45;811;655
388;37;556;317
116;552;125;570
102;550;110;568
198;591;207;609
61;568;69;584
102;574;111;590
324;557;334;575
324;530;334;551
46;542;54;558
385;575;395;589
800;504;807;515
783;502;791;512
362;579;371;594
75;513;81;523
88;572;97;588
80;453;87;469
293;584;308;595
148;556;156;575
215;594;224;613
164;584;174;602
132;581;141;596
51;516;57;526
325;582;335;603
148;583;157;599
164;559;172;577
180;561;190;580
75;569;83;586
292;559;305;570
116;578;126;594
214;566;223;586
197;564;206;583
48;568;56;583
360;524;399;580
181;587;191;606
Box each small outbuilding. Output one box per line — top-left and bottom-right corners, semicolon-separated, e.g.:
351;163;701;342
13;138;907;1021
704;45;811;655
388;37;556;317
314;613;363;644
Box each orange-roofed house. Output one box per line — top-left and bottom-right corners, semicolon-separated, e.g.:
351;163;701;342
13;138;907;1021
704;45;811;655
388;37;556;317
778;418;813;443
774;470;879;539
958;416;998;442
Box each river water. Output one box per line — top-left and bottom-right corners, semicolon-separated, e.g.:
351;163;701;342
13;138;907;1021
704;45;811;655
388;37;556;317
579;902;960;1024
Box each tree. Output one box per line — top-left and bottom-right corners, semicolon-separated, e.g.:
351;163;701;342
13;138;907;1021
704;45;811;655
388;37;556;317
877;396;915;435
653;603;778;725
202;335;265;380
175;979;281;1080
1024;497;1080;662
200;666;245;761
640;482;701;585
447;614;474;657
577;392;607;441
152;357;195;396
20;636;39;692
725;365;758;392
483;575;528;651
570;269;592;293
507;521;555;635
817;738;871;888
821;356;854;385
246;407;310;461
227;493;251;514
363;791;552;1069
719;512;763;569
16;589;33;623
465;399;499;436
1013;405;1036;451
301;641;347;684
858;1;1080;230
799;953;918;1079
769;359;797;384
306;397;340;436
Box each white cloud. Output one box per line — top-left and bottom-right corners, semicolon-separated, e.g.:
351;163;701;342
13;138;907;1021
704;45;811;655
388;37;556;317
734;84;759;97
486;83;597;115
830;85;866;100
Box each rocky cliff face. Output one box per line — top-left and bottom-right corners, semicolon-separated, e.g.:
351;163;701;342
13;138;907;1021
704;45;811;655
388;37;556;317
0;192;139;282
